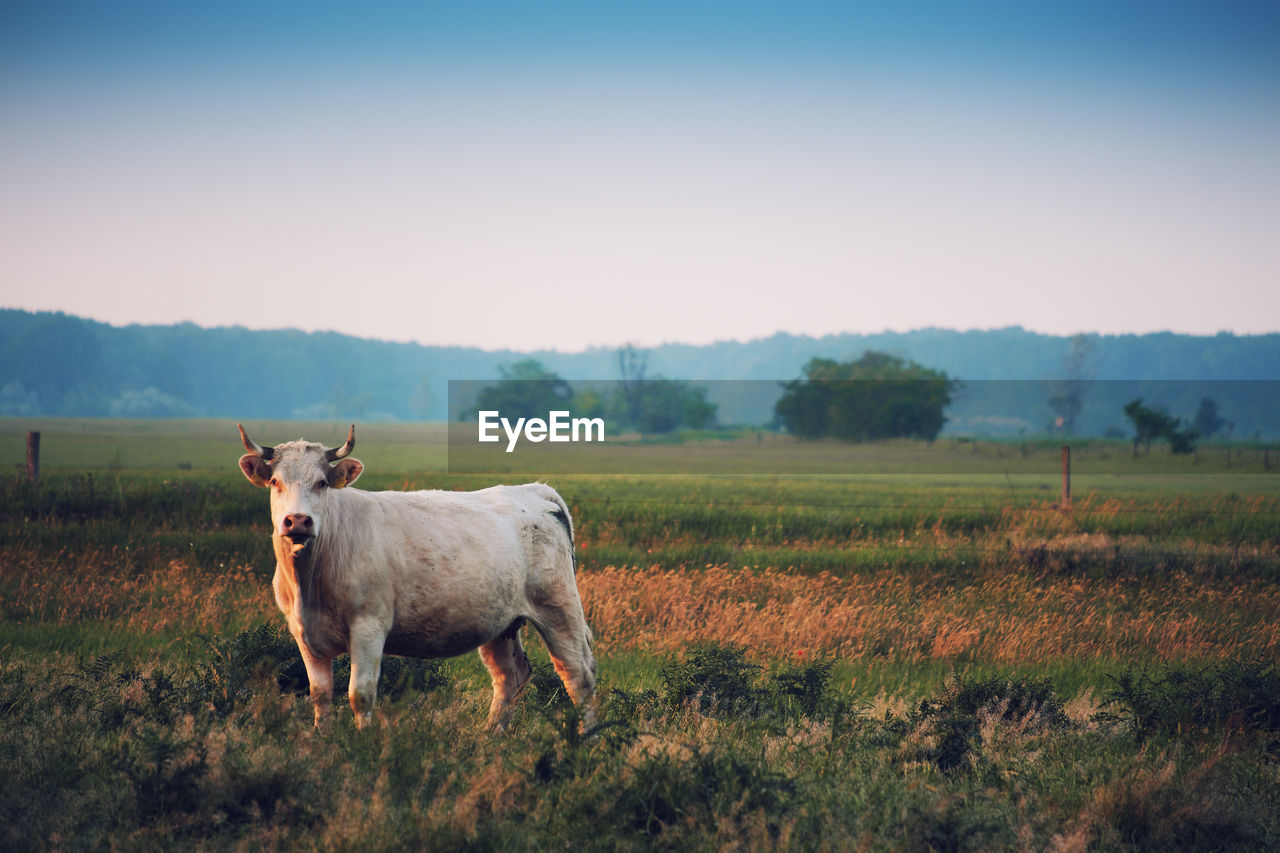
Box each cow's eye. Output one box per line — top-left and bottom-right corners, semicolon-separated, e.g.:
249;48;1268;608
316;479;328;490
268;477;279;488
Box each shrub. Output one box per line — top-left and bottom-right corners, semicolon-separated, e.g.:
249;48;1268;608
908;671;1070;771
118;723;210;822
611;749;795;842
196;624;450;716
377;656;450;701
197;624;304;715
1100;659;1280;743
658;642;837;723
661;643;762;716
769;658;835;719
525;659;572;710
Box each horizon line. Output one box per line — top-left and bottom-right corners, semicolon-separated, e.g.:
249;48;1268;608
4;306;1275;355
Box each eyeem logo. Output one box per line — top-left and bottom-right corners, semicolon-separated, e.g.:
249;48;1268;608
478;411;606;453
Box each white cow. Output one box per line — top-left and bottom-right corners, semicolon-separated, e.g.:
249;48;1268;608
236;424;596;729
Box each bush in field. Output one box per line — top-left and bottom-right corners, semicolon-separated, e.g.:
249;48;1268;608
659;642;835;722
118;723;210;821
609;748;796;843
1100;659;1280;743
769;658;835;719
661;643;762;716
907;671;1070;771
198;624;306;715
198;624;449;714
377;655;451;701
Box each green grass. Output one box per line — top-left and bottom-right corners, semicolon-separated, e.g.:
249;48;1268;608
1;417;448;472
447;422;1280;478
8;416;1277;482
2;637;1277;851
1;418;1278;849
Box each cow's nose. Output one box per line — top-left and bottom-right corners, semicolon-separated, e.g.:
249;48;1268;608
283;513;313;536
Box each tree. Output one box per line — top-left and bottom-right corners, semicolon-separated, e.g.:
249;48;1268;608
608;345;717;433
1123;398;1198;456
621;379;717;433
473;359;572;421
616;343;648;427
1166;422;1199;455
1192;398;1226;440
775;351;955;442
1046;334;1097;434
569;387;607;422
1123;399;1172;456
772;370;832;439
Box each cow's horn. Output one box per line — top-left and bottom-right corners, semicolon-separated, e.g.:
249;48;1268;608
238;423;275;460
326;425;356;461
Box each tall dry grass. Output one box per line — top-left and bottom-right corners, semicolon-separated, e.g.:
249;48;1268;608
579;564;1280;663
0;552;271;637
7;543;1274;670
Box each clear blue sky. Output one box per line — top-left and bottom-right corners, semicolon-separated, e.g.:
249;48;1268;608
2;1;1278;350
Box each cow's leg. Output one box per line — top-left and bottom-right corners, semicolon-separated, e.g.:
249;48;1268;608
529;603;597;729
347;620;385;729
297;641;334;727
477;617;533;730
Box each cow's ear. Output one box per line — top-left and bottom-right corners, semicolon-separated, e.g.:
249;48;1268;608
330;457;363;489
239;454;272;487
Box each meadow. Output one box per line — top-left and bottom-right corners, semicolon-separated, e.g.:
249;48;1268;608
1;418;1279;850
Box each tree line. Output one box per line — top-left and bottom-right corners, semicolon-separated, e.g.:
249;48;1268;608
2;310;1276;439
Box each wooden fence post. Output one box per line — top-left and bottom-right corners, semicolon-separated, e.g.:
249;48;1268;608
1061;445;1071;511
26;431;40;481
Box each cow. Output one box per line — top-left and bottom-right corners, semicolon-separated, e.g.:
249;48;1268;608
236;423;596;730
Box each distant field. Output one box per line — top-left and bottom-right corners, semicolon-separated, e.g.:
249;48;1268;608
0;418;448;472
2;418;1278;849
4;416;1277;486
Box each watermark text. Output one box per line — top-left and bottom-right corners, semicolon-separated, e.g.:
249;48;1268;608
478;410;606;452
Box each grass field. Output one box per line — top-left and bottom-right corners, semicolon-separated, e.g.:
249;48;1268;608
2;418;1279;850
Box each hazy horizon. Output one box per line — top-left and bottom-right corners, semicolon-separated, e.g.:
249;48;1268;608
7;306;1276;358
3;2;1278;351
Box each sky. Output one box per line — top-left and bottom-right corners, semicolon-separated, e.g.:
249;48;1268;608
2;1;1279;352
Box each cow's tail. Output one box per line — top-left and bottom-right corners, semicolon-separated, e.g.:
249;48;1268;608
542;486;592;645
543;486;574;557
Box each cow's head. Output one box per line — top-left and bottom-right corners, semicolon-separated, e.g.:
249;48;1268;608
237;424;363;553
